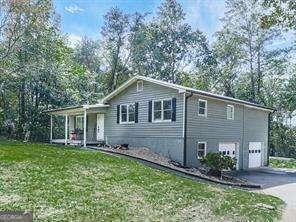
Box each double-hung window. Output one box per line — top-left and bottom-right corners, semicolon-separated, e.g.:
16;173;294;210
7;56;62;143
198;99;207;117
120;104;135;123
197;142;207;159
153;99;172;122
227;105;234;120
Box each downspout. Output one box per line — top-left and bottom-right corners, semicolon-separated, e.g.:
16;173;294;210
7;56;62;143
183;92;193;167
267;110;275;166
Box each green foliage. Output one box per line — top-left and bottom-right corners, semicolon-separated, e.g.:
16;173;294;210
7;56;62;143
260;0;296;30
270;157;296;169
201;152;236;176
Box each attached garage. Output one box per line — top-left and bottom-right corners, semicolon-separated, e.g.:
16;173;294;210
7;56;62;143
219;143;236;158
248;142;262;168
219;143;239;169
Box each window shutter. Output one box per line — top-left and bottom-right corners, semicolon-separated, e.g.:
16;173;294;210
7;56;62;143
135;102;139;123
148;101;152;122
117;105;120;124
172;98;176;121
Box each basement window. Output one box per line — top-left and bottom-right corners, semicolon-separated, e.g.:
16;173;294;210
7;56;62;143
197;142;207;159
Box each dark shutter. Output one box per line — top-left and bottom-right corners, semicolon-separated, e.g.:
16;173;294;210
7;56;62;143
148;100;152;122
135;102;138;123
172;98;176;121
117;105;120;124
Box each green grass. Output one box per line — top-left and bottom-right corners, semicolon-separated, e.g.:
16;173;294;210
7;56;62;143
270;157;296;169
0;140;284;221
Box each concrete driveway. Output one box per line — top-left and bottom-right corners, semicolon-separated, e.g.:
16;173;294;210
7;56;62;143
235;169;296;222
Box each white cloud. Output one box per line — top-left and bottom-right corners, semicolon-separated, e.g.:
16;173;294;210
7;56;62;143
67;34;82;48
65;5;84;14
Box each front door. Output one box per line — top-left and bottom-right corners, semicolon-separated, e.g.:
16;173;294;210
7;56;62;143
96;114;104;141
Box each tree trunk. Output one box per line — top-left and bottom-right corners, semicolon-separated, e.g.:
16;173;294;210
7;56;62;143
18;80;26;139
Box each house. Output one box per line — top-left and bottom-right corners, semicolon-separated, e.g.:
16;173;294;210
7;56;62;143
46;75;273;170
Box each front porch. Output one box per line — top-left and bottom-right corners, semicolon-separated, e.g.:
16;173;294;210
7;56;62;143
51;139;104;146
47;104;109;147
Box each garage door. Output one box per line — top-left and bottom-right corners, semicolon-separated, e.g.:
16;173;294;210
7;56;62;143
248;142;262;168
219;143;236;158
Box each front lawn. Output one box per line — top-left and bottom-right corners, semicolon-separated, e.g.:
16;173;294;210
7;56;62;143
0;140;284;221
270;157;296;169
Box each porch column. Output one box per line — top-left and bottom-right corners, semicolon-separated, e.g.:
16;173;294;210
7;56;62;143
83;109;87;147
65;114;68;145
50;115;53;144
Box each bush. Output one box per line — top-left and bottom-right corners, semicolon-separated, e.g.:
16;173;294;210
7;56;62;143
200;152;236;177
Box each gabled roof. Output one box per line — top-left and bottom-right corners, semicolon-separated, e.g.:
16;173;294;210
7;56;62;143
102;75;273;112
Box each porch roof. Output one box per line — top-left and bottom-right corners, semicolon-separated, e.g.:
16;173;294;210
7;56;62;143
45;103;109;115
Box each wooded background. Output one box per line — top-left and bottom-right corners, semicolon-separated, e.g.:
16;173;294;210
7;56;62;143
0;0;295;157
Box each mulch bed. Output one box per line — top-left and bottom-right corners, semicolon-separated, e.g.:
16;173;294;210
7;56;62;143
89;145;261;189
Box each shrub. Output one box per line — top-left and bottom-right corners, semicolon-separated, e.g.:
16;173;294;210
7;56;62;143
200;152;236;177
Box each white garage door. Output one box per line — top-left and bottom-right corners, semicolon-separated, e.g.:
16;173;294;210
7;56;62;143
248;142;262;168
219;143;236;158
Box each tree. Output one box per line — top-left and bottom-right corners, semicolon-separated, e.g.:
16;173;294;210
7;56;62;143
101;7;131;93
212;27;243;97
219;0;287;104
0;0;75;141
130;0;211;84
260;0;296;30
72;37;102;103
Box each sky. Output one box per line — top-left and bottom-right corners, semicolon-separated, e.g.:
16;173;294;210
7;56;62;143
53;0;226;47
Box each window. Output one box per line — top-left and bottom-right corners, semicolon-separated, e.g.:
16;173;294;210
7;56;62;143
120;104;135;123
198;99;207;117
197;142;207;159
153;99;172;122
137;80;143;92
227;105;234;120
75;116;84;130
128;104;135;122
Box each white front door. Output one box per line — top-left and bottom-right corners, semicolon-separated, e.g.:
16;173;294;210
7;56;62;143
248;142;262;168
96;114;104;141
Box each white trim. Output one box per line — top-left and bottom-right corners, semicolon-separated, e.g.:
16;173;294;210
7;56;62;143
120;104;135;124
182;93;186;138
137;80;143;92
198;99;207;117
197;141;207;159
152;99;172;123
64;114;68;145
227;104;234;120
50;115;53;143
83;109;87;147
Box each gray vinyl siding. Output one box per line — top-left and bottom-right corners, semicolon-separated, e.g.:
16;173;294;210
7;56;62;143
104;80;184;162
186;94;269;170
243;107;269;168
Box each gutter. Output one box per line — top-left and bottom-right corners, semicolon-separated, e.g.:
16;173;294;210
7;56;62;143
182;91;193;166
